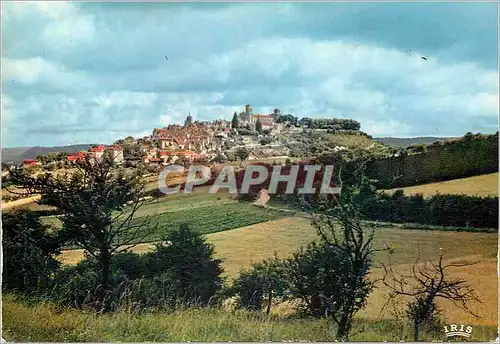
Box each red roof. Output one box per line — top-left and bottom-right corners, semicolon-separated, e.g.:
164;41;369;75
253;114;273;119
22;159;38;165
67;152;87;162
89;145;106;152
109;145;123;151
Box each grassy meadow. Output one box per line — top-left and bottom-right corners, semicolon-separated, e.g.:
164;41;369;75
4;294;498;342
3;178;499;341
386;172;498;198
58;216;498;327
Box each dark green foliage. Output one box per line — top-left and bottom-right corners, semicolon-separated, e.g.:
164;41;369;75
2;208;61;294
122;142;145;160
356;190;498;228
6;156;155;311
308;118;361;131
300;117;313;128
235;147;249;161
406;296;444;339
255;119;263;134
47;224;224;311
310;198;376;340
275;114;298;125
367;133;498;188
232;257;285;313
237;128;258;136
260;137;272;145
231;112;239;129
143;224;224;305
283;242;363;318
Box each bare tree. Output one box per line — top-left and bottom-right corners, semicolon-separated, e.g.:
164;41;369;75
382;253;480;341
5;152;158;312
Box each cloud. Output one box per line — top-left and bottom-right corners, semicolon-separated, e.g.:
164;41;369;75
1;2;498;147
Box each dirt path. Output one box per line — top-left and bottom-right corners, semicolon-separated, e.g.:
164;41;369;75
2;195;41;211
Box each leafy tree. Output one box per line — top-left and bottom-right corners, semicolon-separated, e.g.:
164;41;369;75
123;142;145;160
284;242;355;318
6;155;157;312
2;208;61;293
300;117;313;128
211;153;228;163
231;111;239;129
309;192;378;340
255;119;263;134
232;256;285;314
144;223;224;305
235;147;249;161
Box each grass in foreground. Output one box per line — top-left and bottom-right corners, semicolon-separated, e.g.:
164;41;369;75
58;217;498;326
386;172;498;198
3;295;497;342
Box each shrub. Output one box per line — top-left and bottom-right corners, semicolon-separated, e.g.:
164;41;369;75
231;257;285;313
2;208;61;294
143;223;224;305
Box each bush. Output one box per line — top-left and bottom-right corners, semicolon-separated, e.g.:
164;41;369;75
283;242;369;317
143;223;224;305
231;257;285;313
2;208;61;294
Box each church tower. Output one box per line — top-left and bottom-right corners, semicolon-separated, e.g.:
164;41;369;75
184;112;193;126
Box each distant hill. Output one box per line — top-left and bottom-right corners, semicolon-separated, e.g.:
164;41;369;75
374;137;455;148
2;144;95;163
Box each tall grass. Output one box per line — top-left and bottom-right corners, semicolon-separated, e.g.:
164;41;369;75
3;294;497;342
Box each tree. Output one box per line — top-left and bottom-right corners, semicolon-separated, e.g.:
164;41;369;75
382;254;480;341
2;208;62;293
231;111;239;129
309;191;378;340
284;242;355;318
235;147;249;161
255;119;263;134
232;255;285;314
6;154;157;312
145;223;224;305
300;117;312;128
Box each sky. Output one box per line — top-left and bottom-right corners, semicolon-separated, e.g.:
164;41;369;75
1;1;499;147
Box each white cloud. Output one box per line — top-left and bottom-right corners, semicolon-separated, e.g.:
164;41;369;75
2;57;94;91
1;3;498;146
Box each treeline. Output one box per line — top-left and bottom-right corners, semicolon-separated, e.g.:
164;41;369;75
354;183;498;229
273;115;362;131
299;118;361;131
366;133;499;188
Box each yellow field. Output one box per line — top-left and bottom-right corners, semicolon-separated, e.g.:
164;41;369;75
387;173;498;198
59;217;498;326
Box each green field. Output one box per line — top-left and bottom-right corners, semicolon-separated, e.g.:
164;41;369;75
44;188;294;246
6;180;499;341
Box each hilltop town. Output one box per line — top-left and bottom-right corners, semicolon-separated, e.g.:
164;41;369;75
13;104;367;170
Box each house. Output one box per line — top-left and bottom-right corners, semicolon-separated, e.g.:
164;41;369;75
246;150;274;161
67;151;87;163
252;114;274;130
22;159;41;167
159;150;200;164
88;145;106;162
87;145;124;164
109;145;124;164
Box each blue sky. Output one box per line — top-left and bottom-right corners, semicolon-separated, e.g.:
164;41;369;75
1;2;498;147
